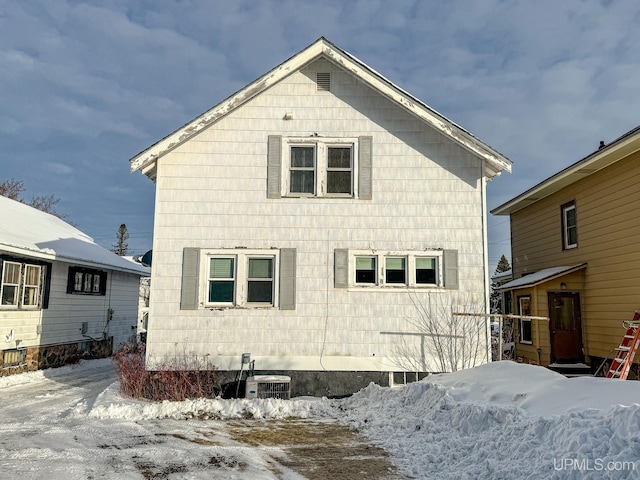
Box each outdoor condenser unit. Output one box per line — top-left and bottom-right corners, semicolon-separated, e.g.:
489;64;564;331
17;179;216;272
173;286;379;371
245;375;291;400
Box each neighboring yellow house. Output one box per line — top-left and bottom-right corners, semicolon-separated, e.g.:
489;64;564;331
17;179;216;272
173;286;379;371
492;126;640;372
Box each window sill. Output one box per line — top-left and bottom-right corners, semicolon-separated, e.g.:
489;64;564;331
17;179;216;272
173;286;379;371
348;285;444;291
519;340;533;345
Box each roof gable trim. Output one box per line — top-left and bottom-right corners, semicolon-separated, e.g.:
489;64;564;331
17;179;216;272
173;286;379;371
130;37;511;178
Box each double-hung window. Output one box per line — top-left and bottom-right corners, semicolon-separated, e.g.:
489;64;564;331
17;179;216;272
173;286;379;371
385;257;407;284
208;257;235;304
355;256;377;285
289;146;316;194
247;258;274;304
562;201;577;250
1;259;46;309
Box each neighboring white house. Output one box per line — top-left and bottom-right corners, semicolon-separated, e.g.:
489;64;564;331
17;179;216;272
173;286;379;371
130;37;512;396
0;195;149;374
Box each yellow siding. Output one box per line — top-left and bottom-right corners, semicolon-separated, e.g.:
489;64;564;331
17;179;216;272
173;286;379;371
510;271;584;365
510;150;640;362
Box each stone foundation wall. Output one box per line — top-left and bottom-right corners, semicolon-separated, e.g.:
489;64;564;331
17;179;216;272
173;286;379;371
0;337;113;377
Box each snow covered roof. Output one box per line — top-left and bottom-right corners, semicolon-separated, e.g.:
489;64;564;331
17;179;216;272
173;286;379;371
0;196;149;275
130;37;512;181
497;264;586;290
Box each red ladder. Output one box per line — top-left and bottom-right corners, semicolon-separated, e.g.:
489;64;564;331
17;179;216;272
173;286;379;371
606;311;640;379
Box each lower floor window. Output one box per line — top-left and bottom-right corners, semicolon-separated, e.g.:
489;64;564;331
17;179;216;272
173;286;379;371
1;260;45;309
2;349;26;367
349;251;444;288
206;251;277;307
68;267;107;295
518;296;533;344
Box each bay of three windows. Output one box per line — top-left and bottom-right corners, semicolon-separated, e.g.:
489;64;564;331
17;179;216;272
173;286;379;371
354;253;442;288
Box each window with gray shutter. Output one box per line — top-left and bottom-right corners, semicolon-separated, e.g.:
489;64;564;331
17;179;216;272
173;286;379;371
267;135;282;198
443;250;458;290
181;248;200;310
334;249;349;288
279;248;296;310
358;136;372;200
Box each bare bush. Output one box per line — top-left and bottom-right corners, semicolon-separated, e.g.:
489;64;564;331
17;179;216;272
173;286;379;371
113;341;220;401
393;292;488;373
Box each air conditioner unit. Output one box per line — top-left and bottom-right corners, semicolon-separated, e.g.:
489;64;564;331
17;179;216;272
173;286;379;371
245;375;291;400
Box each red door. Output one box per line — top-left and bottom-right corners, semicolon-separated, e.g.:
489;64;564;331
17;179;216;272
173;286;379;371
548;292;583;363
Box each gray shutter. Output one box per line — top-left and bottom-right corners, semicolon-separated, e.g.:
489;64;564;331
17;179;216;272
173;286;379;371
358;136;372;200
267;135;282;198
334;249;349;288
443;249;459;290
180;248;200;310
279;248;296;310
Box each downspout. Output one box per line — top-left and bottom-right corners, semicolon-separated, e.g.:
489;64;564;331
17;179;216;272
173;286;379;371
481;163;491;364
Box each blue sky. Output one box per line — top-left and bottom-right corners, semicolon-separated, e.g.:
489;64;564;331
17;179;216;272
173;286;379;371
2;1;639;270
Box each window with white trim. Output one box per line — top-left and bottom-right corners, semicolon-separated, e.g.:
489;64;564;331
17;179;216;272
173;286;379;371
518;296;533;344
1;260;46;309
285;139;355;197
205;251;277;307
347;251;446;288
562;201;577;250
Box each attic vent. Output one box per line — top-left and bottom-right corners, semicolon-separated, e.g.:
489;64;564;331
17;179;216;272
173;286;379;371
316;72;331;91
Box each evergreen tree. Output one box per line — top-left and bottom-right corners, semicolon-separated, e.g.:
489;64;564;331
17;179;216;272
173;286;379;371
112;224;130;256
490;254;511;313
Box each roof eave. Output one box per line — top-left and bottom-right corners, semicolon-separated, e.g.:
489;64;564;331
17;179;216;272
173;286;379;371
492;126;640;216
130;37;512;179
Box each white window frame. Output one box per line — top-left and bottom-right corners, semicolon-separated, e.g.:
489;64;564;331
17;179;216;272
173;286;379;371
283;137;357;198
349;251;444;289
203;249;279;308
0;261;21;307
1;260;44;309
518;296;533;345
22;264;42;308
562;202;577;249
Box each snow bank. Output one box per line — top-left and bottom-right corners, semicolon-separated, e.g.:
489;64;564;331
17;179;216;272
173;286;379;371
336;362;640;479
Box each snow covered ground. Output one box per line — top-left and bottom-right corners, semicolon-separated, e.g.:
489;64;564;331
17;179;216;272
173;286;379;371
0;360;639;479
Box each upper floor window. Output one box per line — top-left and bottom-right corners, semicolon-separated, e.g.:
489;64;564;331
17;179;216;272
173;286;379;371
287;141;354;197
267;135;372;200
562;201;577;250
67;267;107;295
1;260;45;309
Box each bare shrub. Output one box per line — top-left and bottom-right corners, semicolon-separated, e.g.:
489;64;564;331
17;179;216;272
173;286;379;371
393;292;488;373
113;341;220;401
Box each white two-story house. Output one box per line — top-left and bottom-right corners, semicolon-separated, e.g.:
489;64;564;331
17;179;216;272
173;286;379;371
130;37;511;396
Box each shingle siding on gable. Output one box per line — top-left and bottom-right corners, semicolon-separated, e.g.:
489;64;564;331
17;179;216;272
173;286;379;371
146;62;488;371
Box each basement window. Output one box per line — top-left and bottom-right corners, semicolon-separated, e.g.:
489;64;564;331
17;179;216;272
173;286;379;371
2;349;26;368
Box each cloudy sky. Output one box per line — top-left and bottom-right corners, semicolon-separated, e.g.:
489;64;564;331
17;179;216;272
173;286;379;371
2;1;639;269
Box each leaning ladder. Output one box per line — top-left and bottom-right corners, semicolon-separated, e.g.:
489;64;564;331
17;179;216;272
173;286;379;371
606;311;640;380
